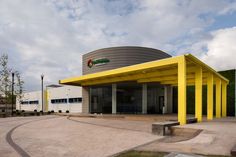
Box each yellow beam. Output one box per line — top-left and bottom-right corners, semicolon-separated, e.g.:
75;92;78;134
185;54;229;84
215;77;221;118
178;56;186;125
82;68;178;86
222;81;227;117
60;56;181;84
160;78;207;85
207;73;214;120
195;66;202;122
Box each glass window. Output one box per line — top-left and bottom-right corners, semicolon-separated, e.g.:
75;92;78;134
69;97;82;103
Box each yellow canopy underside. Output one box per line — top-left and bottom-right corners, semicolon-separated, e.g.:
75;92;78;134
59;54;229;86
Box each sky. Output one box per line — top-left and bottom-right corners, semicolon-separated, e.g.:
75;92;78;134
0;0;236;92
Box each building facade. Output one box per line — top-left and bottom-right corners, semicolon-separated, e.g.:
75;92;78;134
82;47;173;114
16;85;82;113
60;46;229;125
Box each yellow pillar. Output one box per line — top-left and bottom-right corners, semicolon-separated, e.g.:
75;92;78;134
178;56;186;125
45;90;49;112
195;66;202;122
207;73;214;120
222;81;227;117
215;78;221;118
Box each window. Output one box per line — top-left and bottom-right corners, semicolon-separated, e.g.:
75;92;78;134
51;98;67;104
69;97;82;103
21;101;29;104
29;100;39;104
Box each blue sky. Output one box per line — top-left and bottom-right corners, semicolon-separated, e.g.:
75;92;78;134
0;0;236;91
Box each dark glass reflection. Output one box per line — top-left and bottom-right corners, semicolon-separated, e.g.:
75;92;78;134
117;83;142;114
90;86;112;113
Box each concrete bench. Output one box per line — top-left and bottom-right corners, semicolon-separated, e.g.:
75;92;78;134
152;121;180;136
231;144;236;156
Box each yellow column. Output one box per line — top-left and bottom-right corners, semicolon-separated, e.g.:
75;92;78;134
45;89;49;112
222;81;227;117
207;73;214;120
178;56;186;125
195;66;202;122
215;77;221;118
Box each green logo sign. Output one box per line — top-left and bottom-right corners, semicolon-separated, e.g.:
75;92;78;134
87;58;110;68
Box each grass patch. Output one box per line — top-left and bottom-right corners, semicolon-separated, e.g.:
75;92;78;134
117;151;167;157
117;151;231;157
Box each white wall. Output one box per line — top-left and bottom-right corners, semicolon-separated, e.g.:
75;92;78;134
16;85;82;113
47;86;82;113
16;91;42;111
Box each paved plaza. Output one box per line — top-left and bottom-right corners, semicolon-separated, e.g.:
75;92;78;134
0;115;236;157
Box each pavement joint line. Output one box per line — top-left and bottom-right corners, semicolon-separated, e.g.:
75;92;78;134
67;116;150;133
5;116;59;157
108;138;162;157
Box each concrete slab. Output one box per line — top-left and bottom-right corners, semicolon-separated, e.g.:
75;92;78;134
136;117;236;156
0;116;162;157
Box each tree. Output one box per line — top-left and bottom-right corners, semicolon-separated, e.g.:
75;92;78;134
0;54;24;105
0;54;11;98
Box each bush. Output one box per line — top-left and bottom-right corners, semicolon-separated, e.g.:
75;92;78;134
16;110;19;113
58;110;62;113
66;110;69;113
21;110;25;112
34;109;37;112
51;110;54;113
1;109;5;112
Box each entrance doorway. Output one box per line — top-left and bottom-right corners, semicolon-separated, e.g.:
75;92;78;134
117;83;142;114
147;84;165;114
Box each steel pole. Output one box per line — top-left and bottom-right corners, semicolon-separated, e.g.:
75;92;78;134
41;74;44;113
12;73;14;116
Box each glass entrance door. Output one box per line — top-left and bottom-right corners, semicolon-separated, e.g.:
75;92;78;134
117;83;142;114
90;86;112;113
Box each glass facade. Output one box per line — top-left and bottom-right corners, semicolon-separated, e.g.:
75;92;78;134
147;84;165;114
90;85;112;113
116;83;142;114
89;83;166;114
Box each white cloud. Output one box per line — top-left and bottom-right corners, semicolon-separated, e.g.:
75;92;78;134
0;0;236;91
200;27;236;70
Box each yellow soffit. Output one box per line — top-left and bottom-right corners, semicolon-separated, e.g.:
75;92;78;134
59;54;229;85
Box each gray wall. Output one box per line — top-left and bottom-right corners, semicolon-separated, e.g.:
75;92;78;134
83;46;171;75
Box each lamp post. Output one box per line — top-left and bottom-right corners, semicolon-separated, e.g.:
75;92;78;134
11;72;14;116
41;74;44;113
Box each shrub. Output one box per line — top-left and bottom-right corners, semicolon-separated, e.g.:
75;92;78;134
58;110;62;113
66;110;69;113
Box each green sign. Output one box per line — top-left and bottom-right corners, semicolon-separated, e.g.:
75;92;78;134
87;58;110;68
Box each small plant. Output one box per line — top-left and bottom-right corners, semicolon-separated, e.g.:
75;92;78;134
16;110;19;113
47;111;51;114
1;109;5;112
66;110;69;113
51;110;54;113
21;110;25;112
58;110;62;113
34;109;37;112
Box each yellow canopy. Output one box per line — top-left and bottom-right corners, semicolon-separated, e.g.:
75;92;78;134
59;54;228;86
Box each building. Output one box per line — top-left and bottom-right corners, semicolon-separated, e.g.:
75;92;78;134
16;85;82;113
59;46;229;125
